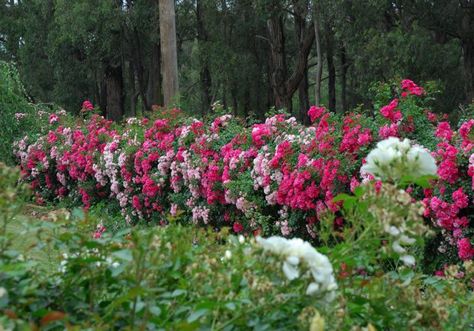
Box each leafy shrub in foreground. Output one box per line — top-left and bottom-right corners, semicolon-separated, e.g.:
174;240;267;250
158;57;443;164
1;163;473;330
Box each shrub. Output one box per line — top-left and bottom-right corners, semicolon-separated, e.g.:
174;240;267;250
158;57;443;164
0;62;58;165
1;163;473;330
14;79;474;268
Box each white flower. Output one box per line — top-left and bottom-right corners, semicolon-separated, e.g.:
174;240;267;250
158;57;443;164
400;255;416;266
306;282;319;295
399;235;416;245
224;250;232;260
257;236;337;300
407;145;437;178
283;260;300;280
392;241;406;254
387;226;400;236
361;137;437;181
0;287;6;298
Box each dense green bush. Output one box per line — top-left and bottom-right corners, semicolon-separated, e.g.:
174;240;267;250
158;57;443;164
1;164;473;330
0;62;54;164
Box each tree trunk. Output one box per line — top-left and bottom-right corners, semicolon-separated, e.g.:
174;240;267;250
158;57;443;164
99;77;107;114
298;73;310;123
339;44;348;112
267;13;290;111
132;28;150;110
105;63;124;121
313;1;322;106
326;24;336;112
159;0;179;106
197;0;212;115
128;60;137;116
294;3;310;123
267;7;314;113
147;42;163;107
462;38;474;104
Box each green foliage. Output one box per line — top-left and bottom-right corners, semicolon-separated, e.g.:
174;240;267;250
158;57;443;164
0;62;48;164
1;0;472;118
1;163;473;330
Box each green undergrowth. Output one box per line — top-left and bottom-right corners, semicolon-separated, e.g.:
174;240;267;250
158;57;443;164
1;164;474;330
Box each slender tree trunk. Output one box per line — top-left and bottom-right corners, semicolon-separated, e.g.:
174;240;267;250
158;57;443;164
267;6;314;114
231;85;238;115
267;14;290;111
313;1;322;106
147;42;163;107
295;5;309;123
462;38;474;104
298;74;310;122
252;38;262;116
105;63;124;121
460;5;473;104
244;80;251;118
132;28;150;110
339;45;348;112
159;0;179;106
128;60;137;116
326;24;336;112
99;77;107;113
222;82;228;110
197;0;212;115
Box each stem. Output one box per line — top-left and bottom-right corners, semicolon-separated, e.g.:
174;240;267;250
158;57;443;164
130;247;147;329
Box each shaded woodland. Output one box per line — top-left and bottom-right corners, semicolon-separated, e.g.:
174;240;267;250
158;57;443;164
1;0;473;120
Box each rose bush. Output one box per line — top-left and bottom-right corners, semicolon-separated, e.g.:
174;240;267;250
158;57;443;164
14;80;474;267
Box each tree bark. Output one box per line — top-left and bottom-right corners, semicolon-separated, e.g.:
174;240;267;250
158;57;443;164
313;0;322;106
267;13;289;111
128;60;137;116
462;39;474;104
147;42;163;107
326;23;336;112
105;63;124;121
267;6;314;112
132;28;150;110
294;2;310;123
339;44;348;112
286;25;315;104
197;0;212;115
159;0;179;106
99;77;107;114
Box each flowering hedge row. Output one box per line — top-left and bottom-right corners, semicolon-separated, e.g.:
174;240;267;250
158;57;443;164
14;80;474;265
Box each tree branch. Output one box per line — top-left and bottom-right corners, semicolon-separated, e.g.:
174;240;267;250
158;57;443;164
286;26;315;96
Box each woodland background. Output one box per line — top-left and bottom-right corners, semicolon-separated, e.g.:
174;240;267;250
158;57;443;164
1;0;473;120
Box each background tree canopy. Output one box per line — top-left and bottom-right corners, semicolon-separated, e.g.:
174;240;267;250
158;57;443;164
0;0;473;120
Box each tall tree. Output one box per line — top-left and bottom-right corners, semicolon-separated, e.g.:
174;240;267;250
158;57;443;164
159;0;179;106
408;0;474;103
196;0;212;115
1;0;471;120
325;22;336;112
294;0;310;122
313;0;323;106
266;1;314;112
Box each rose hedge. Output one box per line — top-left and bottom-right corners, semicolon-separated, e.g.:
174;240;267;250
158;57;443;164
14;80;474;266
